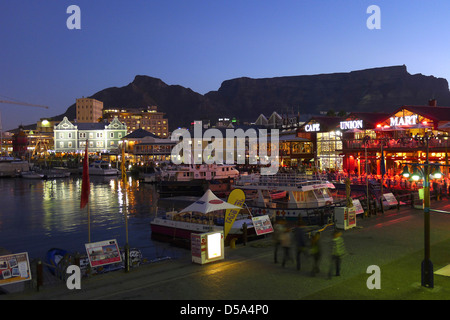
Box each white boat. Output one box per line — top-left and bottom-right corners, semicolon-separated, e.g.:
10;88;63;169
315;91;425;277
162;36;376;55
81;161;119;176
140;167;161;183
159;163;239;182
150;189;253;244
21;170;44;179
0;157;29;177
43;167;71;179
234;173;336;221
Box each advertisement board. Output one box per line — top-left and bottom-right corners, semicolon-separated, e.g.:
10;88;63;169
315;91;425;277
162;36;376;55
383;193;398;206
252;215;274;235
0;252;32;286
85;239;122;267
352;199;364;215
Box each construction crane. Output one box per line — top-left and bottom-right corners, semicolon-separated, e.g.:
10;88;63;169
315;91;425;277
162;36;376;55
0;97;50;156
0;99;49;109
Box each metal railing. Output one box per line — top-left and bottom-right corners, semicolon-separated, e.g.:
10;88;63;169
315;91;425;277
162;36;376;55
236;173;330;188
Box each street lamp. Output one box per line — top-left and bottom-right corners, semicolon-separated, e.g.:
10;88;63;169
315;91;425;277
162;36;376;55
400;132;447;289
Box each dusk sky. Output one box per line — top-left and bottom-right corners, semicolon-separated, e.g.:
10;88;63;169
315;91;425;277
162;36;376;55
1;0;449;130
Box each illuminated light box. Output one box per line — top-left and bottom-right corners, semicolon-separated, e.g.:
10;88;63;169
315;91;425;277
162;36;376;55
191;231;224;265
334;207;356;230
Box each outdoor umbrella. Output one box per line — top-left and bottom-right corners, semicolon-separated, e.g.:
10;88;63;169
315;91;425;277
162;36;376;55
179;189;243;214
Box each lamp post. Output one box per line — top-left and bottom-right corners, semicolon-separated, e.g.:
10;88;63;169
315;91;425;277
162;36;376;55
362;135;371;216
379;137;389;214
401;133;445;288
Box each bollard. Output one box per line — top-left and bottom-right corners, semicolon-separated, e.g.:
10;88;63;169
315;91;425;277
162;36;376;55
124;244;130;272
36;259;43;291
230;238;237;249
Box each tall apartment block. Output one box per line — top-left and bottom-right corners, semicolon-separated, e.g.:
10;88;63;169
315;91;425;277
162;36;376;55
76;98;104;123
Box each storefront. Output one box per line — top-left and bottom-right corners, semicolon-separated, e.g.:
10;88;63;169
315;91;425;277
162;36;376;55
299;116;344;172
375;104;450;176
339;112;390;175
279;131;314;168
341;102;450;177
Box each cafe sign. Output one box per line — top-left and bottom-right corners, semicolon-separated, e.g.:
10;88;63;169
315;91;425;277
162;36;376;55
305;123;320;132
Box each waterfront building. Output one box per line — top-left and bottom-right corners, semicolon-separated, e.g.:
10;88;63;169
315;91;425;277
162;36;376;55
254;112;282;128
12;125;28;158
54;116;127;154
103;106;169;137
338;112;390;175
254;111;303;130
340;100;450;177
298;116;345;172
76;98;104;123
132;135;176;163
279;130;313;169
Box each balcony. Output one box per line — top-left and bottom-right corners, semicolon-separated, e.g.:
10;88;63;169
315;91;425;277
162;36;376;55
343;138;449;152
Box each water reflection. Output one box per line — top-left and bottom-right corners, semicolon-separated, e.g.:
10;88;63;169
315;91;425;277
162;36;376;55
0;176;183;260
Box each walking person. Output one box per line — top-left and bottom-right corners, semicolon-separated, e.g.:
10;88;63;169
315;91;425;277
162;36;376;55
294;220;308;271
310;232;321;276
328;230;346;278
280;227;293;267
273;220;286;263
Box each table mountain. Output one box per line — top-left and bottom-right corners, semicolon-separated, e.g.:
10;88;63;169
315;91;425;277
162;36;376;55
52;65;450;130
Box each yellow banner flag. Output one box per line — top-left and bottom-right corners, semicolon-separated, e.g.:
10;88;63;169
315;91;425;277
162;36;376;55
224;189;245;239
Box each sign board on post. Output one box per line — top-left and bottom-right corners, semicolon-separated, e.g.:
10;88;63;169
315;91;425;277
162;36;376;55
191;231;224;265
85;239;122;268
0;252;32;286
383;193;398;206
252;215;273;235
352;199;364;215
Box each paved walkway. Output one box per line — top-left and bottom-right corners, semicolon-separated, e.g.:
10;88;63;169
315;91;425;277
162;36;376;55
3;200;450;303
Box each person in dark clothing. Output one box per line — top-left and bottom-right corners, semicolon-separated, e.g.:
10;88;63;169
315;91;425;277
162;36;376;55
294;220;308;271
273;220;286;263
309;232;322;276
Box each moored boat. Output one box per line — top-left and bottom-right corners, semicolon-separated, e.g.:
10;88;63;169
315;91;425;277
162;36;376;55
80;160;119;176
21;170;44;179
234;173;337;223
43;167;71;179
158;164;238;196
0;157;29;177
150;189;254;246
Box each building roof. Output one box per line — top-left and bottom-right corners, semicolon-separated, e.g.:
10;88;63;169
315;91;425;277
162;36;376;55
392;105;450;122
342;112;391;127
301;116;344;131
123;128;159;139
76;122;107;130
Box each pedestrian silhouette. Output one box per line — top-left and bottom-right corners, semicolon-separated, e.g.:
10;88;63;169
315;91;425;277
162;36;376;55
310;232;321;276
273;220;286;263
328;230;346;278
280;227;292;267
294;220;308;270
241;222;248;246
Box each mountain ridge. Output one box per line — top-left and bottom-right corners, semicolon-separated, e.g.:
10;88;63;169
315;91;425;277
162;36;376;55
50;65;450;130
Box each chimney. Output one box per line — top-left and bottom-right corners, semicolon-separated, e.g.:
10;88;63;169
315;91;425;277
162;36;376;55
428;99;437;107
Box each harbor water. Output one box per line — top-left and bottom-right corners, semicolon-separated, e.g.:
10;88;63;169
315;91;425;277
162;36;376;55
0;176;190;261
